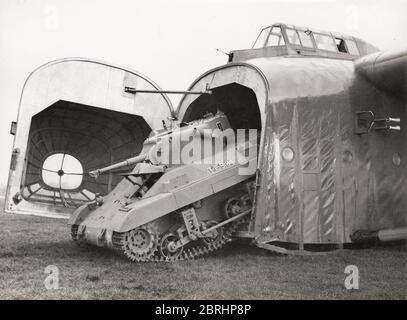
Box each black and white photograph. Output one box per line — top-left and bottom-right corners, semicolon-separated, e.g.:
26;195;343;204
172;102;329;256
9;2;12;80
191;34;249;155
0;0;406;305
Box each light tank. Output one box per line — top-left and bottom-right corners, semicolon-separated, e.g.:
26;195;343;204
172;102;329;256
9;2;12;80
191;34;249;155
68;111;257;261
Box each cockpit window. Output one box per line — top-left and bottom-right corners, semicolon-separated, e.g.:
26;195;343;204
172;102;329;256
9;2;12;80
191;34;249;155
314;33;337;52
335;38;348;53
253;27;271;48
286;28;301;46
345;39;359;55
298;30;314;48
286;28;314;48
265;26;285;46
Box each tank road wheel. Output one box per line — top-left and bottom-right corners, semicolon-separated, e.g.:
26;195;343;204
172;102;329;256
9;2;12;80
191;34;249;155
159;233;183;261
200;220;224;248
121;224;159;262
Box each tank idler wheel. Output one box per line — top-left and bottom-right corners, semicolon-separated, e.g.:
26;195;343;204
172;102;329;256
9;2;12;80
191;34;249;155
159;233;184;261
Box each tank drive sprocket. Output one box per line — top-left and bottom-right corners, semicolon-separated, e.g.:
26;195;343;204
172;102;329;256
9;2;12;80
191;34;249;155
113;223;159;262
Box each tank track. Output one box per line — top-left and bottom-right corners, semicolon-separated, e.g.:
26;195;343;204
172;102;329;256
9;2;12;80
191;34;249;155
71;189;252;262
111;215;248;262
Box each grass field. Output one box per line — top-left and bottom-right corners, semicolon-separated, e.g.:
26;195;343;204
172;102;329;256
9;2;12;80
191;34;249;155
0;210;406;300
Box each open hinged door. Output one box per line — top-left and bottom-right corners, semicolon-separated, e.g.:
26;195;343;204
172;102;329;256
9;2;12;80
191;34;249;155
5;58;173;218
252;96;352;252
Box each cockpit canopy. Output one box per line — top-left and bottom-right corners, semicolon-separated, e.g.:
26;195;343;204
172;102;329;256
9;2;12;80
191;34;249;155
231;23;379;62
253;23;360;55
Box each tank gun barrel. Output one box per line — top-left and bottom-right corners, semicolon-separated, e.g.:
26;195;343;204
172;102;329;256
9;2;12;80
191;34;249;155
89;154;147;178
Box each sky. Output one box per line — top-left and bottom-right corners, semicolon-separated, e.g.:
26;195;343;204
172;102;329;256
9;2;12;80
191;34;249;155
0;0;406;187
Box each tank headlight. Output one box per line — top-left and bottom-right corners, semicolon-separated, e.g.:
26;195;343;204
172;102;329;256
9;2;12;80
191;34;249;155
282;147;294;162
